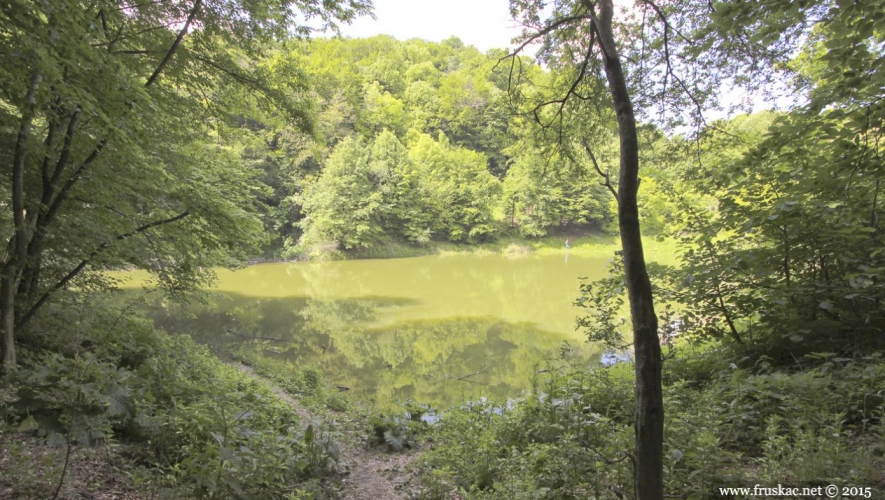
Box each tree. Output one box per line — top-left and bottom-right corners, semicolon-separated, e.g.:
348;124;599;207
407;133;502;243
645;0;885;356
590;5;663;496
297;132;416;251
506;0;710;495
0;0;371;370
502;145;611;236
519;0;885;495
358;81;407;136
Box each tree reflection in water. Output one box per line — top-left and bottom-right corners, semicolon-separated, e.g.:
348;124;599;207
148;293;600;408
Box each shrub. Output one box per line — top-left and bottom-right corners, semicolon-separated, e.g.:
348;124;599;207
1;312;343;499
415;353;885;499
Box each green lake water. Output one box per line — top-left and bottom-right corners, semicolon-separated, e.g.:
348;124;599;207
120;253;615;408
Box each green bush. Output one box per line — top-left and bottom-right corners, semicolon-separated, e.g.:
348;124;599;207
1;312;343;499
418;368;635;499
416;353;885;499
367;400;432;452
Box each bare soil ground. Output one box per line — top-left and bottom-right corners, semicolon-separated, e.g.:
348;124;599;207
338;447;419;500
0;433;152;500
232;363;422;500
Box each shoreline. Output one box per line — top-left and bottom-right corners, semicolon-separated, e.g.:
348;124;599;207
277;232;680;265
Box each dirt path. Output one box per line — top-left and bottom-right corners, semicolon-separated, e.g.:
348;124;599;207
233;363;419;499
339;447;418;500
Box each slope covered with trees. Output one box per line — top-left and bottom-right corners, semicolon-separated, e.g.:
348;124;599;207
235;35;627;257
2;0;885;498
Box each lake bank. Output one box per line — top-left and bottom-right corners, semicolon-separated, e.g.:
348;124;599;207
286;232;681;267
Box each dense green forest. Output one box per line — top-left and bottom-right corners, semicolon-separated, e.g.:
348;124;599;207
235;35;628;258
2;0;885;498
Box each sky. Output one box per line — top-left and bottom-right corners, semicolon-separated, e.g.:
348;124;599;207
332;0;522;53
326;0;789;122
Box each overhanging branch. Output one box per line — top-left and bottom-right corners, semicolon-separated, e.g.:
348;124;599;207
583;137;620;203
145;0;202;87
15;211;191;331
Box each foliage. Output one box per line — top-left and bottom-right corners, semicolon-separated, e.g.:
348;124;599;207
366;400;432;452
0;0;372;367
0;301;343;498
234;35;644;257
407;133;502;243
294;128;504;253
575;255;629;350
416;352;885;499
8;0;885;497
297;136;396;251
662;93;885;353
501;147;611;237
417;366;636;499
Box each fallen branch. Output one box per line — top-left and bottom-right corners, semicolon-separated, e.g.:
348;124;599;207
455;369;487;381
224;328;282;341
440;361;489;385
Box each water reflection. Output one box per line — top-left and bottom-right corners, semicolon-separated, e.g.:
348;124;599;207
150;294;595;407
122;254;615;408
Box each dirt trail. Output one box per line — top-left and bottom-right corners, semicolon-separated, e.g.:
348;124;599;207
338;447;418;500
233;363;419;499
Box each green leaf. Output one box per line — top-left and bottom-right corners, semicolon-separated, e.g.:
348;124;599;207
224;477;244;495
46;432;67;447
17;416;39;432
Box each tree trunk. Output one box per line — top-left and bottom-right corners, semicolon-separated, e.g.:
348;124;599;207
594;1;663;498
2;70;42;372
1;275;15;370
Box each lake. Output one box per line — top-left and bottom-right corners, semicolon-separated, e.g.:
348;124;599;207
120;253;617;408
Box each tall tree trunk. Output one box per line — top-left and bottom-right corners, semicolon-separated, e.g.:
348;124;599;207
16;108;81;324
594;1;663;498
2;70;42;372
1;275;15;370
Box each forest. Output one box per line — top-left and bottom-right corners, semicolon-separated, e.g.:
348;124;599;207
230;35;626;258
2;0;885;498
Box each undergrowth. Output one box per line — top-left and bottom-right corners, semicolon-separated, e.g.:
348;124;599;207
0;300;341;499
414;350;885;499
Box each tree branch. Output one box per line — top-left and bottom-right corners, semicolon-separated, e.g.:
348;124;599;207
50;108;81;189
15;211;191;331
43;139;107;225
9;70;43;267
582;138;620;203
40;100;64;190
640;0;691;43
642;0;705;126
145;0;202;87
504;13;592;61
527;30;597;137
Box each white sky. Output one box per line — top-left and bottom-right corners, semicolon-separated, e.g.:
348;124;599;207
333;0;522;53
